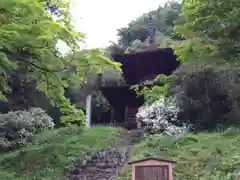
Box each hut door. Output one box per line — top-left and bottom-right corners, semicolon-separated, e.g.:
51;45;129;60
135;165;169;180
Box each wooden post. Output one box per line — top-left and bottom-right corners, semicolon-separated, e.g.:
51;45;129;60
110;107;114;124
125;106;128;125
86;95;92;128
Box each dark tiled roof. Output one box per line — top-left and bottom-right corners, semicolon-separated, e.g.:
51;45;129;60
112;48;180;85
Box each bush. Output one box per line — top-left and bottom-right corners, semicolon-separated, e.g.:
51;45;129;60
134;74;172;105
171;63;240;130
136;96;189;135
0;107;54;151
28;107;55;132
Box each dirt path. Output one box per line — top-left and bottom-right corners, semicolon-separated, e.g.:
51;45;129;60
66;129;143;180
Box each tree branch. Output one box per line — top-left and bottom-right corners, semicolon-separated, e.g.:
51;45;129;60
0;48;75;73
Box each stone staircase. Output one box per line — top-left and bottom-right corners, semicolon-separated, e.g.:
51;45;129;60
66;129;144;180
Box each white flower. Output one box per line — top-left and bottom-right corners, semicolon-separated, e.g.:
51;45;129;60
136;96;189;135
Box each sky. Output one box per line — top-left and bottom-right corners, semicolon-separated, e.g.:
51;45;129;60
69;0;167;49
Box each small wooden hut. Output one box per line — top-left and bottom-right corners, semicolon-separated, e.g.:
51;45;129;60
128;157;176;180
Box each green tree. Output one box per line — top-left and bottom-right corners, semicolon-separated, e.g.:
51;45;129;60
171;63;240;130
112;1;182;53
172;0;240;130
0;0;120;124
174;0;240;62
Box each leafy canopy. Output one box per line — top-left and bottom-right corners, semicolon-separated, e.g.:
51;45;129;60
108;1;182;54
171;0;240;130
174;0;240;63
0;0;121;124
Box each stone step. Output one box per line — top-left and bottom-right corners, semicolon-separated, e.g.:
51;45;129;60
86;163;120;168
79;167;117;174
66;129;144;180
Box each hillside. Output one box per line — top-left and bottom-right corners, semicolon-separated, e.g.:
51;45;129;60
0;126;121;180
119;129;240;180
1;125;239;180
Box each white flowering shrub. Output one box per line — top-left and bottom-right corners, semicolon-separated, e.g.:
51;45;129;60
0;107;54;151
28;107;55;132
136;96;189;135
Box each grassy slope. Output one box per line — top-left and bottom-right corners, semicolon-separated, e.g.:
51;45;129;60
0;126;121;180
119;130;240;180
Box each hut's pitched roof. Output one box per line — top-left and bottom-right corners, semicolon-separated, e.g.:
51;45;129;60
128;157;176;165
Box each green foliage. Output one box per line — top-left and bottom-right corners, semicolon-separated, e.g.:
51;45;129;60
63;50;122;88
0;108;54;151
171;63;240;130
119;129;240;180
109;1;182;53
91;90;111;121
92;91;110;111
0;126;121;179
0;0;121;124
174;0;240;62
133;74;172;105
0;171;17;180
170;0;240;130
101;67;125;86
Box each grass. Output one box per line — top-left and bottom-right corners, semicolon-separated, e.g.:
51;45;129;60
0;125;121;180
118;129;240;180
